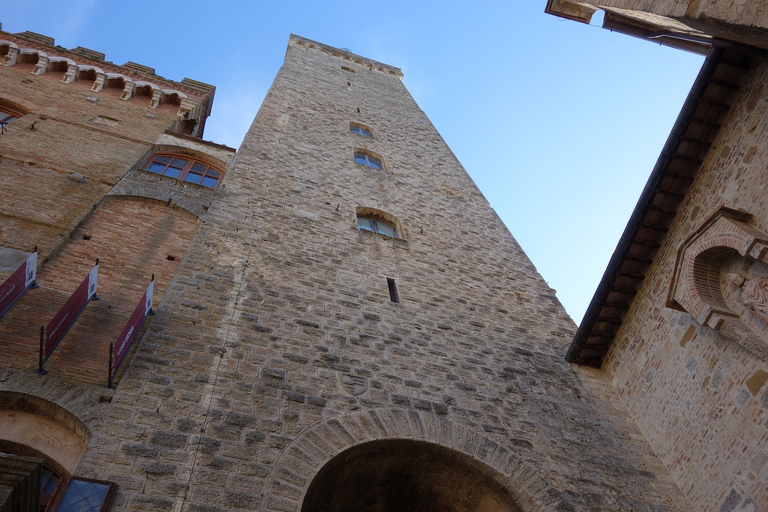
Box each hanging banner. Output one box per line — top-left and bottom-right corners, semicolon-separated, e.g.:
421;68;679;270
0;249;37;319
36;260;99;374
109;276;154;387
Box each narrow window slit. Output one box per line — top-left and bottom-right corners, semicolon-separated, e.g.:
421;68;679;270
167;255;176;261
82;234;92;240
387;278;399;303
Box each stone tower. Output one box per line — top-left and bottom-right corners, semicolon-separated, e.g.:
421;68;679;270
2;32;692;511
72;35;689;511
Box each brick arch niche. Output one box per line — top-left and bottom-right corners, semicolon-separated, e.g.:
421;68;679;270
667;207;768;359
260;408;573;512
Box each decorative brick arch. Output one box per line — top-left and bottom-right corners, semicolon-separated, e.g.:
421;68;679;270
667;206;768;358
260;407;573;512
46;56;75;74
17;48;48;75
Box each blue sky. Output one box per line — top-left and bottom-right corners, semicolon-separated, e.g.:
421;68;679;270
0;1;704;324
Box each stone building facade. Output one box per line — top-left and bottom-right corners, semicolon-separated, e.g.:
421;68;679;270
1;13;760;512
547;3;768;511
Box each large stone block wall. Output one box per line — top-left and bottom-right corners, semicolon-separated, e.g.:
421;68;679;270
604;52;768;511
71;38;691;511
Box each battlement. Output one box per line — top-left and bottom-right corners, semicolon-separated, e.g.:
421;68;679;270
0;26;212;99
288;34;403;79
0;27;216;138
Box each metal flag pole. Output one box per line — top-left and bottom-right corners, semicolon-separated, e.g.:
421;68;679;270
107;342;114;389
34;326;47;375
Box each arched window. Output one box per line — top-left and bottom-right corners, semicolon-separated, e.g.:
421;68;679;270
141;153;224;189
354;151;383;170
349;123;373;138
357;214;397;238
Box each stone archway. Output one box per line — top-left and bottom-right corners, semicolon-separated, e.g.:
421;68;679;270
301;439;521;512
0;391;89;476
260;408;573;512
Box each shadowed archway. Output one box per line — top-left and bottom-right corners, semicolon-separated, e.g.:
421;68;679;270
302;439;521;512
259;408;573;512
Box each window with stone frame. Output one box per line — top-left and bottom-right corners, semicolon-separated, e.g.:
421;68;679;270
349;123;374;138
141;153;224;189
354;151;383;170
357;214;397;238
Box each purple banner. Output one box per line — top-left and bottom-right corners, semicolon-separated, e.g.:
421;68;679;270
113;279;154;374
0;251;37;319
43;263;98;363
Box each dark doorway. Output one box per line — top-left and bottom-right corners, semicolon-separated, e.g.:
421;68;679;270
302;439;521;512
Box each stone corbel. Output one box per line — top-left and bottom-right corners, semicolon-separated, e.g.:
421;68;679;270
176;98;200;120
90;72;106;93
149;89;163;108
62;64;78;84
32;56;49;75
2;46;19;66
120;82;136;101
149;89;162;109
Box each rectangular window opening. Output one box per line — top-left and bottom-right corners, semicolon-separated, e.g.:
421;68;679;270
387;278;399;303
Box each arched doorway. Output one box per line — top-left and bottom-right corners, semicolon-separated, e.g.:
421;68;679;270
301;439;521;512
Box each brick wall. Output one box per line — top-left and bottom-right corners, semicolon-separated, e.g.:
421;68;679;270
0;197;199;385
0;63;179;263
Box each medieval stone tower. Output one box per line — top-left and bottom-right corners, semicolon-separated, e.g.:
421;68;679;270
2;31;694;511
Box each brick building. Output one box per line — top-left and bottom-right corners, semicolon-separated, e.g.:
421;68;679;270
0;8;764;512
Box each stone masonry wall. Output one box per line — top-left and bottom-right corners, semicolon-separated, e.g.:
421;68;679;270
604;52;768;511
74;37;691;511
578;0;768;29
